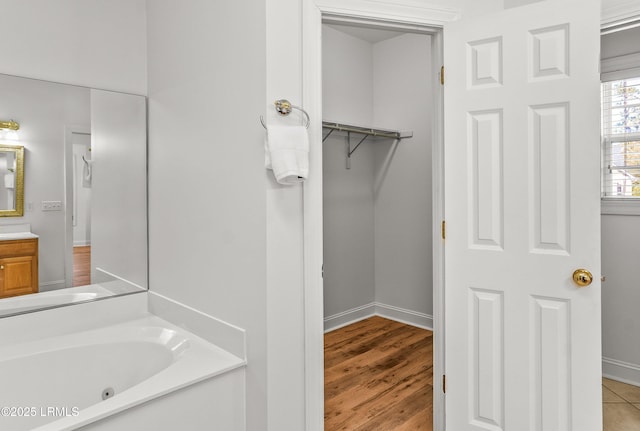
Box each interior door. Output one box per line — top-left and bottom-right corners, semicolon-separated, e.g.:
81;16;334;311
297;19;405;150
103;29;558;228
444;1;602;430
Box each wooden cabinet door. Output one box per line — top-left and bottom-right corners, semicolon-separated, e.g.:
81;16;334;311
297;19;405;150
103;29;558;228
0;255;37;298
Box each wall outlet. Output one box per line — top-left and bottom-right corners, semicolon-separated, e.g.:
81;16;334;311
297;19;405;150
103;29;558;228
42;200;62;211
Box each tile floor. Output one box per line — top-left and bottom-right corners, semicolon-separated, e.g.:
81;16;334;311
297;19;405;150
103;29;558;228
603;378;640;430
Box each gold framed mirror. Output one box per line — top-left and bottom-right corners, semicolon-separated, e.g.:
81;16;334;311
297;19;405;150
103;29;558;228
0;145;24;217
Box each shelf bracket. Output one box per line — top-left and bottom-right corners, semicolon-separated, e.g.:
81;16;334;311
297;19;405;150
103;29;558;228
346;132;369;170
322;128;334;142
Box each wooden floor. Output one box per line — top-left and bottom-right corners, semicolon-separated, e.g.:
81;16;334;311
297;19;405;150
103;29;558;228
73;246;91;286
325;316;434;431
325;316;640;430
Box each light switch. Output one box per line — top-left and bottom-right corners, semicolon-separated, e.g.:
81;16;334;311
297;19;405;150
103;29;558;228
42;200;62;211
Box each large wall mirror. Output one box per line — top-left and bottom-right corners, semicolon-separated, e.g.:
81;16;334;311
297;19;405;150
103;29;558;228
0;73;147;318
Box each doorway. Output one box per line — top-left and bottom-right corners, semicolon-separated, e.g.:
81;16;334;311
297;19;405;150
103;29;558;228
65;128;92;288
71;133;92;286
319;19;444;430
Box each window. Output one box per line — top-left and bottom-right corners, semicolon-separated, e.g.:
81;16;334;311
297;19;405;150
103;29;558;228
602;77;640;198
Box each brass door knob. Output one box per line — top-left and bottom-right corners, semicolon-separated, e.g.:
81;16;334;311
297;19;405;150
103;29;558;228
572;269;593;287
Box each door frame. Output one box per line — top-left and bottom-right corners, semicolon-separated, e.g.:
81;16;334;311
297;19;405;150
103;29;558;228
64;125;91;289
301;1;460;429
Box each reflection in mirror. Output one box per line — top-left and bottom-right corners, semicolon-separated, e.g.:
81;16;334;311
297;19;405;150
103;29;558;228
0;145;24;216
0;74;147;318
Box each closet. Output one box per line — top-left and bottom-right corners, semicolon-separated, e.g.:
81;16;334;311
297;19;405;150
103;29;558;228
322;22;435;429
322;22;433;335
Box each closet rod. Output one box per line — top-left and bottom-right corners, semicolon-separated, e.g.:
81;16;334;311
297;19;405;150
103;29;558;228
322;121;413;169
322;121;412;141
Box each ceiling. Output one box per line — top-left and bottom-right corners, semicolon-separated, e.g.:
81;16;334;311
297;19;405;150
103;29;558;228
325;24;405;44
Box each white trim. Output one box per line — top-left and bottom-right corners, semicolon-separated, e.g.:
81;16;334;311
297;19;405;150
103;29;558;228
148;291;247;361
601;198;640;215
302;2;456;430
601;52;640;82
375;303;433;330
602;356;640;387
324;303;376;332
95;267;146;291
430;30;446;431
316;0;459;27
601;1;640;33
73;240;91;247
302;3;325;431
324;302;433;333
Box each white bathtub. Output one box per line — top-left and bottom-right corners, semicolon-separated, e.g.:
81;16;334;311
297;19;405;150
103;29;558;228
0;315;246;430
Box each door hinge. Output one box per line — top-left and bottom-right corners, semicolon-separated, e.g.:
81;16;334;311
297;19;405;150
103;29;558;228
321;264;324;278
440;65;445;85
441;220;446;240
442;374;446;393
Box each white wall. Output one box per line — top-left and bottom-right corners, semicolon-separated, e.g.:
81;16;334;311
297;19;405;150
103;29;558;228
0;74;90;291
373;34;433;317
264;0;306;428
90;89;147;289
322;26;376;318
146;1;267;429
0;0;147;95
602;215;640;381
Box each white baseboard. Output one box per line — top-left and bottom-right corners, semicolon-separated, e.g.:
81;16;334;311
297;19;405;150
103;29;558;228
603;356;640;387
324;303;376;333
375;302;433;331
73;241;91;247
324;302;433;333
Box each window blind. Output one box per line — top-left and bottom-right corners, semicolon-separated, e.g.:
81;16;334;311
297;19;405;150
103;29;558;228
602;77;640;198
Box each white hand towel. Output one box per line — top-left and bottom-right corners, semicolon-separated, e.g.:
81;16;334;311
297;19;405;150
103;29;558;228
265;125;309;185
82;159;92;188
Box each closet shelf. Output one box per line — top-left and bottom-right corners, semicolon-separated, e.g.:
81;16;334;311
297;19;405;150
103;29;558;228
322;121;413;170
322;121;412;141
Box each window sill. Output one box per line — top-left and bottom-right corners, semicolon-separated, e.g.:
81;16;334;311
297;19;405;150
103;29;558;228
601;199;640;216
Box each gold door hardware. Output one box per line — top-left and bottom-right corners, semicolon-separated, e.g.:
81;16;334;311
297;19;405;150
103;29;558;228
572;268;593;287
0;265;4;270
0;120;19;131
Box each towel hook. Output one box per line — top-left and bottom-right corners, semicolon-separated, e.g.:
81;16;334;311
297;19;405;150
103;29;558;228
260;99;310;129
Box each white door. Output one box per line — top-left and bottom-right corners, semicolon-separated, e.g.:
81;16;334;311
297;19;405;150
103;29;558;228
444;1;602;430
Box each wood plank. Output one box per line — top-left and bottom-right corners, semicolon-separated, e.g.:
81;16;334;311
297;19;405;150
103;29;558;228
325;316;433;430
73;246;91;287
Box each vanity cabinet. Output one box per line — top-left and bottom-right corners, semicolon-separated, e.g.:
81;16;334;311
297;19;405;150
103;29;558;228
0;238;38;299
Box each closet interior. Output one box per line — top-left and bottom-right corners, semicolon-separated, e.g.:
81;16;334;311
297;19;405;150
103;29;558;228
322;21;434;335
322;21;436;429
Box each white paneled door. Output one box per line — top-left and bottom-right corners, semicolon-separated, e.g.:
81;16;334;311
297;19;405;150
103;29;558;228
444;1;602;430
